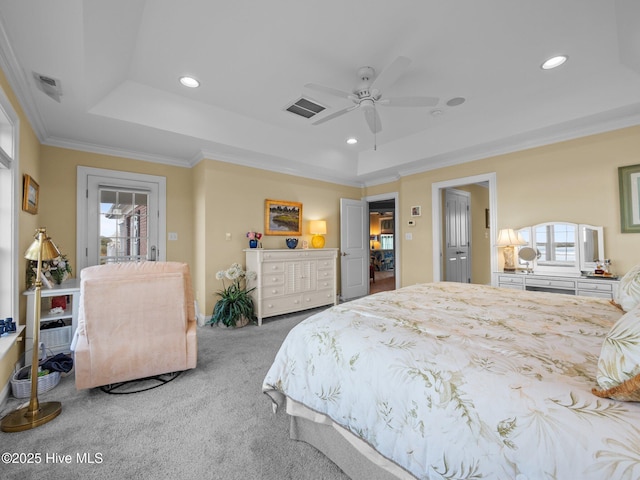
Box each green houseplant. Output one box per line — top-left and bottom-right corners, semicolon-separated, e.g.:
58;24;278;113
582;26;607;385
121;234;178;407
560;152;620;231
208;263;257;328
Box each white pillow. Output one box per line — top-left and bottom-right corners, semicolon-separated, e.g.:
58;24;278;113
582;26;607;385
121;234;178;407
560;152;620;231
614;263;640;312
597;302;640;390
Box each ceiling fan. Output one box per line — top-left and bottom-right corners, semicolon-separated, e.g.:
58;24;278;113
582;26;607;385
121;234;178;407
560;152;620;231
305;56;438;134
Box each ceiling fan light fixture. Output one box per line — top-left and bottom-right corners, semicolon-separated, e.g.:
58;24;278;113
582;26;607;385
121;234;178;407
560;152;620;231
179;76;200;88
541;55;568;70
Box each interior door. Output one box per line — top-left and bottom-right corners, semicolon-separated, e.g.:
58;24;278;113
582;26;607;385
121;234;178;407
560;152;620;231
444;189;471;283
77;167;166;271
340;198;368;300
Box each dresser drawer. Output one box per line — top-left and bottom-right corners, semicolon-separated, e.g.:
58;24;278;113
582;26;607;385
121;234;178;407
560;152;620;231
317;269;334;281
317;258;335;269
262;273;285;288
497;275;524;286
577;281;613;293
262;261;285;274
261;295;303;316
526;278;575;290
302;289;334;308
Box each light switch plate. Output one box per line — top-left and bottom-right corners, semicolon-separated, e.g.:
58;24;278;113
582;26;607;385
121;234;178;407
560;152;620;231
168;232;178;241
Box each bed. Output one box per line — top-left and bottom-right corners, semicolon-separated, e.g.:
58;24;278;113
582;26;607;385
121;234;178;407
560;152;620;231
262;281;640;480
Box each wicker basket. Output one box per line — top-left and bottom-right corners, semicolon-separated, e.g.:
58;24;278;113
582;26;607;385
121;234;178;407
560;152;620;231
10;366;60;398
10;342;61;398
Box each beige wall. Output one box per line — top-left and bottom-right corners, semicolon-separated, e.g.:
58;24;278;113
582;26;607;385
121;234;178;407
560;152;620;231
39;146;195;271
197;159;360;314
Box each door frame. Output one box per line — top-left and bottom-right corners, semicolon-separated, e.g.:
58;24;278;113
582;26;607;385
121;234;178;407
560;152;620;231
432;173;497;282
76;166;167;271
364;192;400;290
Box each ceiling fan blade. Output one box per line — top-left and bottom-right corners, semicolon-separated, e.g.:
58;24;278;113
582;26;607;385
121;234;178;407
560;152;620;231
378;96;439;107
305;83;352;100
370;56;411;92
311;105;358;125
363;106;382;134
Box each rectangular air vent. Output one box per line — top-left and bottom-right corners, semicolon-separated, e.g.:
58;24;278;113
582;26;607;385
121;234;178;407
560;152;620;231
285;97;326;119
33;72;63;102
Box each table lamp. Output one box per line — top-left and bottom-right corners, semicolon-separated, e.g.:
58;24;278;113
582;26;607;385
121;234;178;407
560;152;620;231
1;228;62;432
496;228;526;272
310;220;327;249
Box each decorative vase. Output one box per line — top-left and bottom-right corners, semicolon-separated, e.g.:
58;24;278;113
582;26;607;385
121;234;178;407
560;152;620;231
249;239;258;248
286;238;298;249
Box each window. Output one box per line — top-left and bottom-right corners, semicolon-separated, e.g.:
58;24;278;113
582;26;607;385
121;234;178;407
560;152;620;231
0;86;18;323
380;234;394;250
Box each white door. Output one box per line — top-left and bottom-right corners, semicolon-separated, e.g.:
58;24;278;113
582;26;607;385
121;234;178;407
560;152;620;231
77;167;166;271
444;189;471;283
340;198;368;300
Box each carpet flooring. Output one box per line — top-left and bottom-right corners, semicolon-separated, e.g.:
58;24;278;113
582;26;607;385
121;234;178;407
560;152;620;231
0;309;350;480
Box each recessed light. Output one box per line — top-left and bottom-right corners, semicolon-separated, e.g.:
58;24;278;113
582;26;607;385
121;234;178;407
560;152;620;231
179;76;200;88
346;138;358;145
541;55;568;70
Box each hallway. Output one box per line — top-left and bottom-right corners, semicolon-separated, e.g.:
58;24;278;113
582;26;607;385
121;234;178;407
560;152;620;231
370;270;395;294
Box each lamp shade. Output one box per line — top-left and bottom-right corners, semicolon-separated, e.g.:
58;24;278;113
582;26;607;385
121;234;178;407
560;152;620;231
24;231;60;261
496;228;526;247
309;220;327;235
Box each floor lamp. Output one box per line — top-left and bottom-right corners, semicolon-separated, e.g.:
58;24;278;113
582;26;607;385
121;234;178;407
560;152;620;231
1;228;62;432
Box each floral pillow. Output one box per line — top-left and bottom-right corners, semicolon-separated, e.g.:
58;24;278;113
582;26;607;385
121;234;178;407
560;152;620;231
614;263;640;312
596;302;640;393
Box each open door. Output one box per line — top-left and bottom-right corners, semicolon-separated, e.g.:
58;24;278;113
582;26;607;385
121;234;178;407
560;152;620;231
340;198;368;300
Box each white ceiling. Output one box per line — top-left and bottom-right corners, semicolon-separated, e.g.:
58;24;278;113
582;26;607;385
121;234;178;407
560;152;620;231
1;0;639;186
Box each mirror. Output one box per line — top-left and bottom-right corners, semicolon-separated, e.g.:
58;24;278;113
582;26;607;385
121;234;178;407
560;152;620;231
518;247;539;273
535;222;578;274
579;224;604;273
515;222;605;276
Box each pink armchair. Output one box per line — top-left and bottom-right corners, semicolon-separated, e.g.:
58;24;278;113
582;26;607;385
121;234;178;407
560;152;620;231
73;261;197;390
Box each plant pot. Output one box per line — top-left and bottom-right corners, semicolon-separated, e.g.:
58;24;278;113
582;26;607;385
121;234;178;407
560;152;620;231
218;316;250;328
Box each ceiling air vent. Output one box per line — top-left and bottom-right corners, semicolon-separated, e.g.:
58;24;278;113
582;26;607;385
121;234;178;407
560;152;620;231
285;97;326;119
32;72;63;102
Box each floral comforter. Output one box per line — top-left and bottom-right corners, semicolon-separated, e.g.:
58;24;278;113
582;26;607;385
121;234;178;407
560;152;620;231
262;282;640;480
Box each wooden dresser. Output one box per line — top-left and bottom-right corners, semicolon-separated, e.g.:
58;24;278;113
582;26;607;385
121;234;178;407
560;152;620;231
245;248;338;325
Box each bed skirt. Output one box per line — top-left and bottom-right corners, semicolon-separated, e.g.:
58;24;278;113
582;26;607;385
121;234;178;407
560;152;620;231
285;398;415;480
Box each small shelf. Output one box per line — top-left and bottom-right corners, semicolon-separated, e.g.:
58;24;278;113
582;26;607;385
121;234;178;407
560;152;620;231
23;279;80;354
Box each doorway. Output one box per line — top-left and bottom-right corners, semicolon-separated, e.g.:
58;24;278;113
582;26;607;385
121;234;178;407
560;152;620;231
432;173;497;284
76;166;167;271
368;197;397;294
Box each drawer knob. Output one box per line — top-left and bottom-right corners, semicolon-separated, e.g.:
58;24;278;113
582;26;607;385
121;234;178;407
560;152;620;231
272;289;277;294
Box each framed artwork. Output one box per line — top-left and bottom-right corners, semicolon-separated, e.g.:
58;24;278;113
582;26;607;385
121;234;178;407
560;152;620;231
380;217;394;234
22;174;39;214
265;199;302;235
410;206;421;217
619;163;640;233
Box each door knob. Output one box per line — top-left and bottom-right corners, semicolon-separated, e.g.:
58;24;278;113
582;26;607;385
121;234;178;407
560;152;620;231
341;252;349;256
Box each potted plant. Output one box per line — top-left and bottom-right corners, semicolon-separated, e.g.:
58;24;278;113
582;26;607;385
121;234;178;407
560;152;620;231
208;263;257;328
